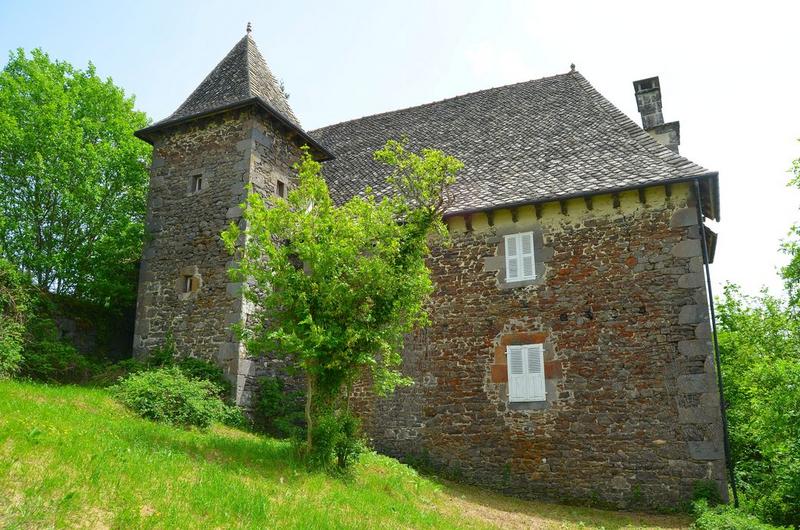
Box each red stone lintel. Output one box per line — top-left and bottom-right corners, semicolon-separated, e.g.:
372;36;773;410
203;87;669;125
490;364;508;383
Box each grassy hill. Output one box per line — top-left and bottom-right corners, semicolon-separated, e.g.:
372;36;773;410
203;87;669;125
0;380;690;529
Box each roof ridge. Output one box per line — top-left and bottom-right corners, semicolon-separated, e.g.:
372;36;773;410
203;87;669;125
569;72;708;174
244;35;254;99
310;70;575;134
164;35;249;122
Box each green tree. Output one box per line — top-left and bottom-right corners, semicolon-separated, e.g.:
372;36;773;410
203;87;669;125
717;286;800;526
0;254;32;378
222;140;460;469
715;150;800;526
0;48;151;307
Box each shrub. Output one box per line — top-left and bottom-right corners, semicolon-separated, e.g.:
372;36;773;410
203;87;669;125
692;500;789;530
112;367;238;429
144;333;232;399
254;376;305;437
306;409;365;473
91;358;148;387
0;257;31;378
693;479;723;505
19;315;97;383
175;357;232;398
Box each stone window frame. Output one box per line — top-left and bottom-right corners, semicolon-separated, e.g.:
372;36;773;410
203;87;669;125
176;266;202;300
503;231;536;282
187;168;211;196
506;343;546;402
275;178;286;198
484;225;553;289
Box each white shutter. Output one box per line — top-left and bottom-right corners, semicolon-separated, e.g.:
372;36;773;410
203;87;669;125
520;232;535;280
525;345;546;401
504;232;535;282
507;344;546;402
506;346;526;402
505;234;520;281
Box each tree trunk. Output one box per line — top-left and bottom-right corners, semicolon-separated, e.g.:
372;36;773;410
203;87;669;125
305;373;314;451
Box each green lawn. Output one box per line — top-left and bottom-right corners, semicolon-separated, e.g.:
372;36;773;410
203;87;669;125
0;380;691;529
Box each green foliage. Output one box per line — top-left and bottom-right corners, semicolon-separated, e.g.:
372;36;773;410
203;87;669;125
19;313;96;384
0;256;31;377
692;500;789;530
175;357;233;399
306;409;365;473
141;333;232;398
254;376;305;437
222;139;460;469
717;285;800;526
112;367;239;429
692;480;722;506
0;48;151;307
90;358;147;387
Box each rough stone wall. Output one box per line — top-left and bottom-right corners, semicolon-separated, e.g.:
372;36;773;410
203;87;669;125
133;107;301;399
354;183;727;510
47;294;135;361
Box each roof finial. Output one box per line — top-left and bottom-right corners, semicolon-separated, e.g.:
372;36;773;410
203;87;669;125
570;62;576;73
246;22;252;35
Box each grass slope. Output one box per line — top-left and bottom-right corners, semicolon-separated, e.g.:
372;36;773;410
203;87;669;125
0;380;690;529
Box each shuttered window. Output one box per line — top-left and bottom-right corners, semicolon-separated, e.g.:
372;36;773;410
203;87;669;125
506;344;546;402
504;232;535;282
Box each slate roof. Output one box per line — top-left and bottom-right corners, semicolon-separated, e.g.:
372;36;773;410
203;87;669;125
310;72;717;218
160;33;299;128
135;33;332;159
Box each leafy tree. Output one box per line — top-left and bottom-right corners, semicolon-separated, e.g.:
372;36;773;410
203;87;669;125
715;150;800;526
222;140;460;469
0;255;32;377
717;286;800;526
0;48;150;307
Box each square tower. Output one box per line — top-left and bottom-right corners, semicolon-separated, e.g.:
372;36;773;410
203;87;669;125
133;29;332;404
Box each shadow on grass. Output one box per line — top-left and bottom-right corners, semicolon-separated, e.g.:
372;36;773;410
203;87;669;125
111;419;300;481
418;472;691;530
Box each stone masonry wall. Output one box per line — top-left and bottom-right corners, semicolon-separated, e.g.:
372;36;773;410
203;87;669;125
133;107;301;399
353;183;727;510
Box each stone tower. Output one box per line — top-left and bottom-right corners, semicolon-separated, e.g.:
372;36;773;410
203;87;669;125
133;29;332;404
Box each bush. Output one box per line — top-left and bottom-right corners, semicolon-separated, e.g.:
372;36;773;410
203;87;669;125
693;479;723;506
0;257;31;378
112;367;239;429
692;500;790;530
306;409;365;473
175;357;232;398
91;358;148;387
254;376;305;437
19;315;97;383
144;333;232;399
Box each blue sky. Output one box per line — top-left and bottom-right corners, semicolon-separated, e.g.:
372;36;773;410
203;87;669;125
2;0;799;295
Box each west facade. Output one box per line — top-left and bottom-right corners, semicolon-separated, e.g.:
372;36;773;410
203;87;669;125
133;31;728;508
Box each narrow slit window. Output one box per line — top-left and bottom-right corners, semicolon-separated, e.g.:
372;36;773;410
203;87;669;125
276;180;286;198
191;174;203;193
182;275;197;293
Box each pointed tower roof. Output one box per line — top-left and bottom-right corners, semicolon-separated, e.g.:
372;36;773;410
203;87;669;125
136;29;332;160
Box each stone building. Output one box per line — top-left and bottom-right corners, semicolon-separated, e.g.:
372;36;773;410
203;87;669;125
133;29;727;509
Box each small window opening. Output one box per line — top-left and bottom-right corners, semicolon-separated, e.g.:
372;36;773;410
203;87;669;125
191;174;203;192
276;180;286;198
182;275;197;293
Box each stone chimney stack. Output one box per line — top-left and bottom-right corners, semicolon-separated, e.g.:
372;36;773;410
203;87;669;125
633;76;680;153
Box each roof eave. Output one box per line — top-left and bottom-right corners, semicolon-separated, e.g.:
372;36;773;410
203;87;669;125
134;97;335;161
442;171;721;221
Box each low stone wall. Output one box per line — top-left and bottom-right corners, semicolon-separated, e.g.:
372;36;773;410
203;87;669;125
352;182;727;510
46;295;135;361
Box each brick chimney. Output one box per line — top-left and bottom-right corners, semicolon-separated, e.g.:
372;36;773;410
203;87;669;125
633;76;680;153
